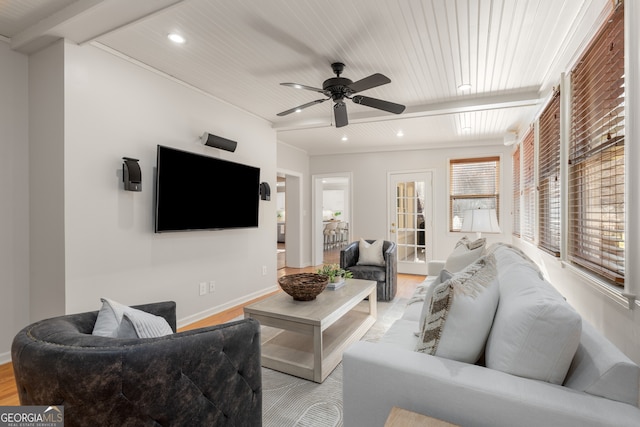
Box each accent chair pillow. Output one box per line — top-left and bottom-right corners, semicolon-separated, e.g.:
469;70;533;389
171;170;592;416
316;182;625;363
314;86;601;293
357;238;385;266
92;298;173;339
416;254;499;364
117;310;174;339
443;236;486;273
485;263;582;384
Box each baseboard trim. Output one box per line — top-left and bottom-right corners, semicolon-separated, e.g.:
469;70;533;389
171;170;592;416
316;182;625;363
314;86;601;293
177;285;279;329
0;351;10;365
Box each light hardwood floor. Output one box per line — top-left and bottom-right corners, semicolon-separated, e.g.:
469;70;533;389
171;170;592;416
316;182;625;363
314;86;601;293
0;247;425;406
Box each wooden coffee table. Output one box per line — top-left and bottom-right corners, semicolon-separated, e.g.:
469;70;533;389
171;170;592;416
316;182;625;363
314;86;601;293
244;278;376;383
385;407;459;427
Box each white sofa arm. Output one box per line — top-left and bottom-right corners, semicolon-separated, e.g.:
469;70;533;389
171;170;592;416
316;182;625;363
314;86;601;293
343;341;640;427
427;259;445;276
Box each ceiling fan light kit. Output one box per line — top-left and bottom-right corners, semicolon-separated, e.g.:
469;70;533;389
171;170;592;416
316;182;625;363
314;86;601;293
278;62;406;128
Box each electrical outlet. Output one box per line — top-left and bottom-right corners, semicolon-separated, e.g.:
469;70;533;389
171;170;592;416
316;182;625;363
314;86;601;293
209;281;216;293
262;265;267;275
199;282;207;296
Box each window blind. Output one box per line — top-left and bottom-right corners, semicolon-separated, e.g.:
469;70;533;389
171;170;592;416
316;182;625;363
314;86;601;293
538;91;561;256
449;157;500;232
569;1;624;284
512;145;521;238
521;129;535;242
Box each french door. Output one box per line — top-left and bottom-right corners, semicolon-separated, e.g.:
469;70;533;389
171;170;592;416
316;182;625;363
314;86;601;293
389;171;433;275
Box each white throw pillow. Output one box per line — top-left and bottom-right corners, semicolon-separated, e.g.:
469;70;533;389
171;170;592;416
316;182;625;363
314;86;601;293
416;254;499;363
93;298;173;338
357;239;385;266
444;237;486;273
485;263;582;384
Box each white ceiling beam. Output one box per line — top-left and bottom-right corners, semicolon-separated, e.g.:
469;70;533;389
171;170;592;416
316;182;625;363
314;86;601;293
11;0;184;54
272;89;542;131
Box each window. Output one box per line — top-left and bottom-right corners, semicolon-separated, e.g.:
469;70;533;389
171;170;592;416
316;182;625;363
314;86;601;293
569;2;624;284
521;129;535;242
538;91;561;256
512;145;521;237
449;157;500;232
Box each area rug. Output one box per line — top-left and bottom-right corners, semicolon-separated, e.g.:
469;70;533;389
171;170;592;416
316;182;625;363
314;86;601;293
261;296;410;427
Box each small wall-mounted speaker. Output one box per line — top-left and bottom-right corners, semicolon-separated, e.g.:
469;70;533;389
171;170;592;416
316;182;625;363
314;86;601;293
201;132;237;152
122;157;142;192
260;182;271;201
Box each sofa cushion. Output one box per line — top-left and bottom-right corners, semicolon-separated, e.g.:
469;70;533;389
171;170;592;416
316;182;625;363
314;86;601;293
93;298;172;338
485;263;582;385
416;254;499;363
357;238;385;266
378;319;419;350
444;236;486;273
564;321;640;405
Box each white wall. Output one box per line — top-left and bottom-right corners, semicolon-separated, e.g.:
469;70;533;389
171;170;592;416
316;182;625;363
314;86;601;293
310;144;513;262
27;41;279;329
0;41;30;362
29;40;66;322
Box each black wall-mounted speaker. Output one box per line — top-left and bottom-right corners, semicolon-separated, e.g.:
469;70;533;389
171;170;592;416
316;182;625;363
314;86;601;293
260;182;271;201
201;132;237;152
123;157;142;192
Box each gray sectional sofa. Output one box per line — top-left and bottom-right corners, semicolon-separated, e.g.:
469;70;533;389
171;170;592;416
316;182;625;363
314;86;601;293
344;243;640;426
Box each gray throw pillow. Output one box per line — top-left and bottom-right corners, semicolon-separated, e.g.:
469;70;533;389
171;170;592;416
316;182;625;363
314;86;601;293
93;298;172;338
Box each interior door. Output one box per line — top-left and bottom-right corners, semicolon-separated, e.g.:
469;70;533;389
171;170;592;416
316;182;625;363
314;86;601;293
389;172;433;275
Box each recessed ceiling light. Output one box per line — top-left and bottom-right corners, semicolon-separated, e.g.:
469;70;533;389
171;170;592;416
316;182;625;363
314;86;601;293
341;135;348;142
167;33;186;44
458;83;472;91
396;130;404;137
295;108;302;113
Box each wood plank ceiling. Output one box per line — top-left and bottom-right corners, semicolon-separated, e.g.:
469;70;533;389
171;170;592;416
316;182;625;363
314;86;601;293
0;0;610;155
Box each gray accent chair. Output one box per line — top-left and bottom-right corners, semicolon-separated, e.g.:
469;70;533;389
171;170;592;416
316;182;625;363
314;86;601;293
12;301;262;427
340;239;397;301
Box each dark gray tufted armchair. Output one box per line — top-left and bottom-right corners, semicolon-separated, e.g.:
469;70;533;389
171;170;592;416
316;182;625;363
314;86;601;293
340;240;397;301
11;301;262;427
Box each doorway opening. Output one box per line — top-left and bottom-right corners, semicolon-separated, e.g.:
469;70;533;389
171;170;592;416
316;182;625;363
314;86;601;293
276;174;286;269
312;173;352;266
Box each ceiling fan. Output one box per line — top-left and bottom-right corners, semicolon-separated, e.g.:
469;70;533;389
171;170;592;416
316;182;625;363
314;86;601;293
277;62;406;128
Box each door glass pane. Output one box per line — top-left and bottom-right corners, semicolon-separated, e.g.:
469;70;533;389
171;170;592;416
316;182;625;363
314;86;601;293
395;180;426;264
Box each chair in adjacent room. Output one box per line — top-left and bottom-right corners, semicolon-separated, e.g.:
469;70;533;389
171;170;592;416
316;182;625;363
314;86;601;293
323;221;339;250
340;239;397;301
11;301;262;427
336;221;349;246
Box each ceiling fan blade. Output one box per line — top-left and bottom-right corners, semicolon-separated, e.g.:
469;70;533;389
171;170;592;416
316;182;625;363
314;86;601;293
348;73;391;93
334;102;348;128
280;82;326;94
352;95;406;114
277;99;327;116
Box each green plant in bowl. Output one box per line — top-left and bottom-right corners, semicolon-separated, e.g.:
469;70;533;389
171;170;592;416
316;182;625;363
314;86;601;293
317;263;353;283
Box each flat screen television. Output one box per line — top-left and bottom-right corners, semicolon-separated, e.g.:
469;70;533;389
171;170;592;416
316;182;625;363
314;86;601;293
155;145;260;232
